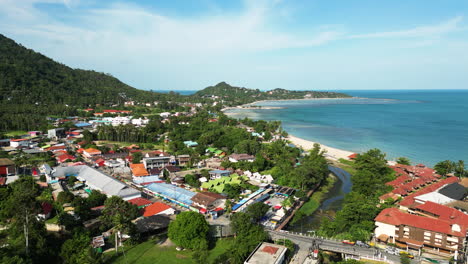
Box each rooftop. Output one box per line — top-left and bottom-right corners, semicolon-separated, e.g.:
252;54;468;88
142;202;172;217
375;207;467;237
244;242;288;264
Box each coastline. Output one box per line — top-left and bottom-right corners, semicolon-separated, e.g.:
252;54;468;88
287;134;354;161
220;97;362;112
222;98;357;161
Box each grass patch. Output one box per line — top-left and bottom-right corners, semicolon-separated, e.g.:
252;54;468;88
4;130;28;137
105;237;234;264
206;238;234;263
291;175;337;224
45;215;59;224
336;158;357;175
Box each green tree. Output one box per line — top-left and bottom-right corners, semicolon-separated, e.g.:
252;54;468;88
434;160;455;176
57;191;75;204
184;174;200;188
68;175;77;186
245;202;270;223
2;177;48;261
131;151;143;164
86;190;107;208
99;196;139;231
400;253;411;264
60;232;101;264
396;157;411;165
168;211;209;250
454;160;466;178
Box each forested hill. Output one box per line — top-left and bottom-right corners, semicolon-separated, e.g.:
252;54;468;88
0;34;166;106
193;82;351;106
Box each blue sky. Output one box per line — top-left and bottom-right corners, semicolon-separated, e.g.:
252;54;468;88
1;0;468;91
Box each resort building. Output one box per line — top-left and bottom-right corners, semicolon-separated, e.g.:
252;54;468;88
375;205;468;256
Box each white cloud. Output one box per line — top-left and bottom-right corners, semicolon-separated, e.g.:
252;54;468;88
0;0;467;90
350;16;463;39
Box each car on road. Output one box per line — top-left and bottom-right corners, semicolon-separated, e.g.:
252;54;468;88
399;251;415;259
385;247;400;256
356;241;370;248
342;240;356;245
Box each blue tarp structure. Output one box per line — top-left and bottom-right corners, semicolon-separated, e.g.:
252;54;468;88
146;183;195;206
75;122;92;127
232;188;265;211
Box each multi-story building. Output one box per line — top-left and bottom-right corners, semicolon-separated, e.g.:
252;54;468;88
143;156;171;169
375;204;468;255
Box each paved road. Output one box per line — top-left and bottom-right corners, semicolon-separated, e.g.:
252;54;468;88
268;230;403;263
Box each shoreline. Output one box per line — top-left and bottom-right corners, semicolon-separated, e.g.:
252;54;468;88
286;134;354;161
220;97;363;112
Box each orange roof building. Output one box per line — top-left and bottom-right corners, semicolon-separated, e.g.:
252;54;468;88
142;202;175;217
130;163;149;177
82;148;102;158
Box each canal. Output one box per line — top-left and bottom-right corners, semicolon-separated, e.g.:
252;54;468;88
287;165;352;232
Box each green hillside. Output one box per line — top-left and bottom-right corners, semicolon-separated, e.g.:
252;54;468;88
194;82;351;106
0;34;166;106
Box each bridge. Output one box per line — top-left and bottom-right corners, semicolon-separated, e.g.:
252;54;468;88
268;230;404;264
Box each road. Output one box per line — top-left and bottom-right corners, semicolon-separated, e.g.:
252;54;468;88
268;230;403;263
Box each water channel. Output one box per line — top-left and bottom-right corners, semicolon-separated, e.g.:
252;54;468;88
287;166;352;232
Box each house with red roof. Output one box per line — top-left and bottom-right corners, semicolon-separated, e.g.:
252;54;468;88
127;197;153;209
375;205;468;255
38;202;53;220
10;138;31;148
56;154;77;163
142;202;175;217
348;153;358;160
83;148;102;158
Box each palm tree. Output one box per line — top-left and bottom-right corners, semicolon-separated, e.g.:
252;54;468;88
454;160;466;179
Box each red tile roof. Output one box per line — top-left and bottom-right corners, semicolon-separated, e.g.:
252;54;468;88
375;207;465;237
127;197;153;208
142;202;172;217
262;246;279;255
41;202;53;215
414;201;468;227
348;153;358;159
84;148;101;155
399;177;459;206
56;154;76;163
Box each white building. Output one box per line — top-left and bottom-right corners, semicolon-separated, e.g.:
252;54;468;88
103;116;132;126
131;117;149;126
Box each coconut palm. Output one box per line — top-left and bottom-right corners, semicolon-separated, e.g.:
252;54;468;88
454;160;466;179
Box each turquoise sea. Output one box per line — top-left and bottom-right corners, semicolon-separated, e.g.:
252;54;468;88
225;90;468;166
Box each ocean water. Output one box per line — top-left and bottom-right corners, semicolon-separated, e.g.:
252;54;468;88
225;90;468;166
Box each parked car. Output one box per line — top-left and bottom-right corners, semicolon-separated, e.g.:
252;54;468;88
342;240;356;245
399;251;415;259
385;247;399;256
356;241;370;248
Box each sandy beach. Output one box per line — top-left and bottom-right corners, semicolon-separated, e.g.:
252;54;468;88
287;135;355;161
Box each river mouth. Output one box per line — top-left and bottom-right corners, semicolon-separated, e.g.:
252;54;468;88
286;166;352;232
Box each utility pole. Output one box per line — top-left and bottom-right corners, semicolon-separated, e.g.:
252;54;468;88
24;209;29;256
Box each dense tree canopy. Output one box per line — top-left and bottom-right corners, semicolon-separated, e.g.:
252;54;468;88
168;211;209;250
319;149;394;241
